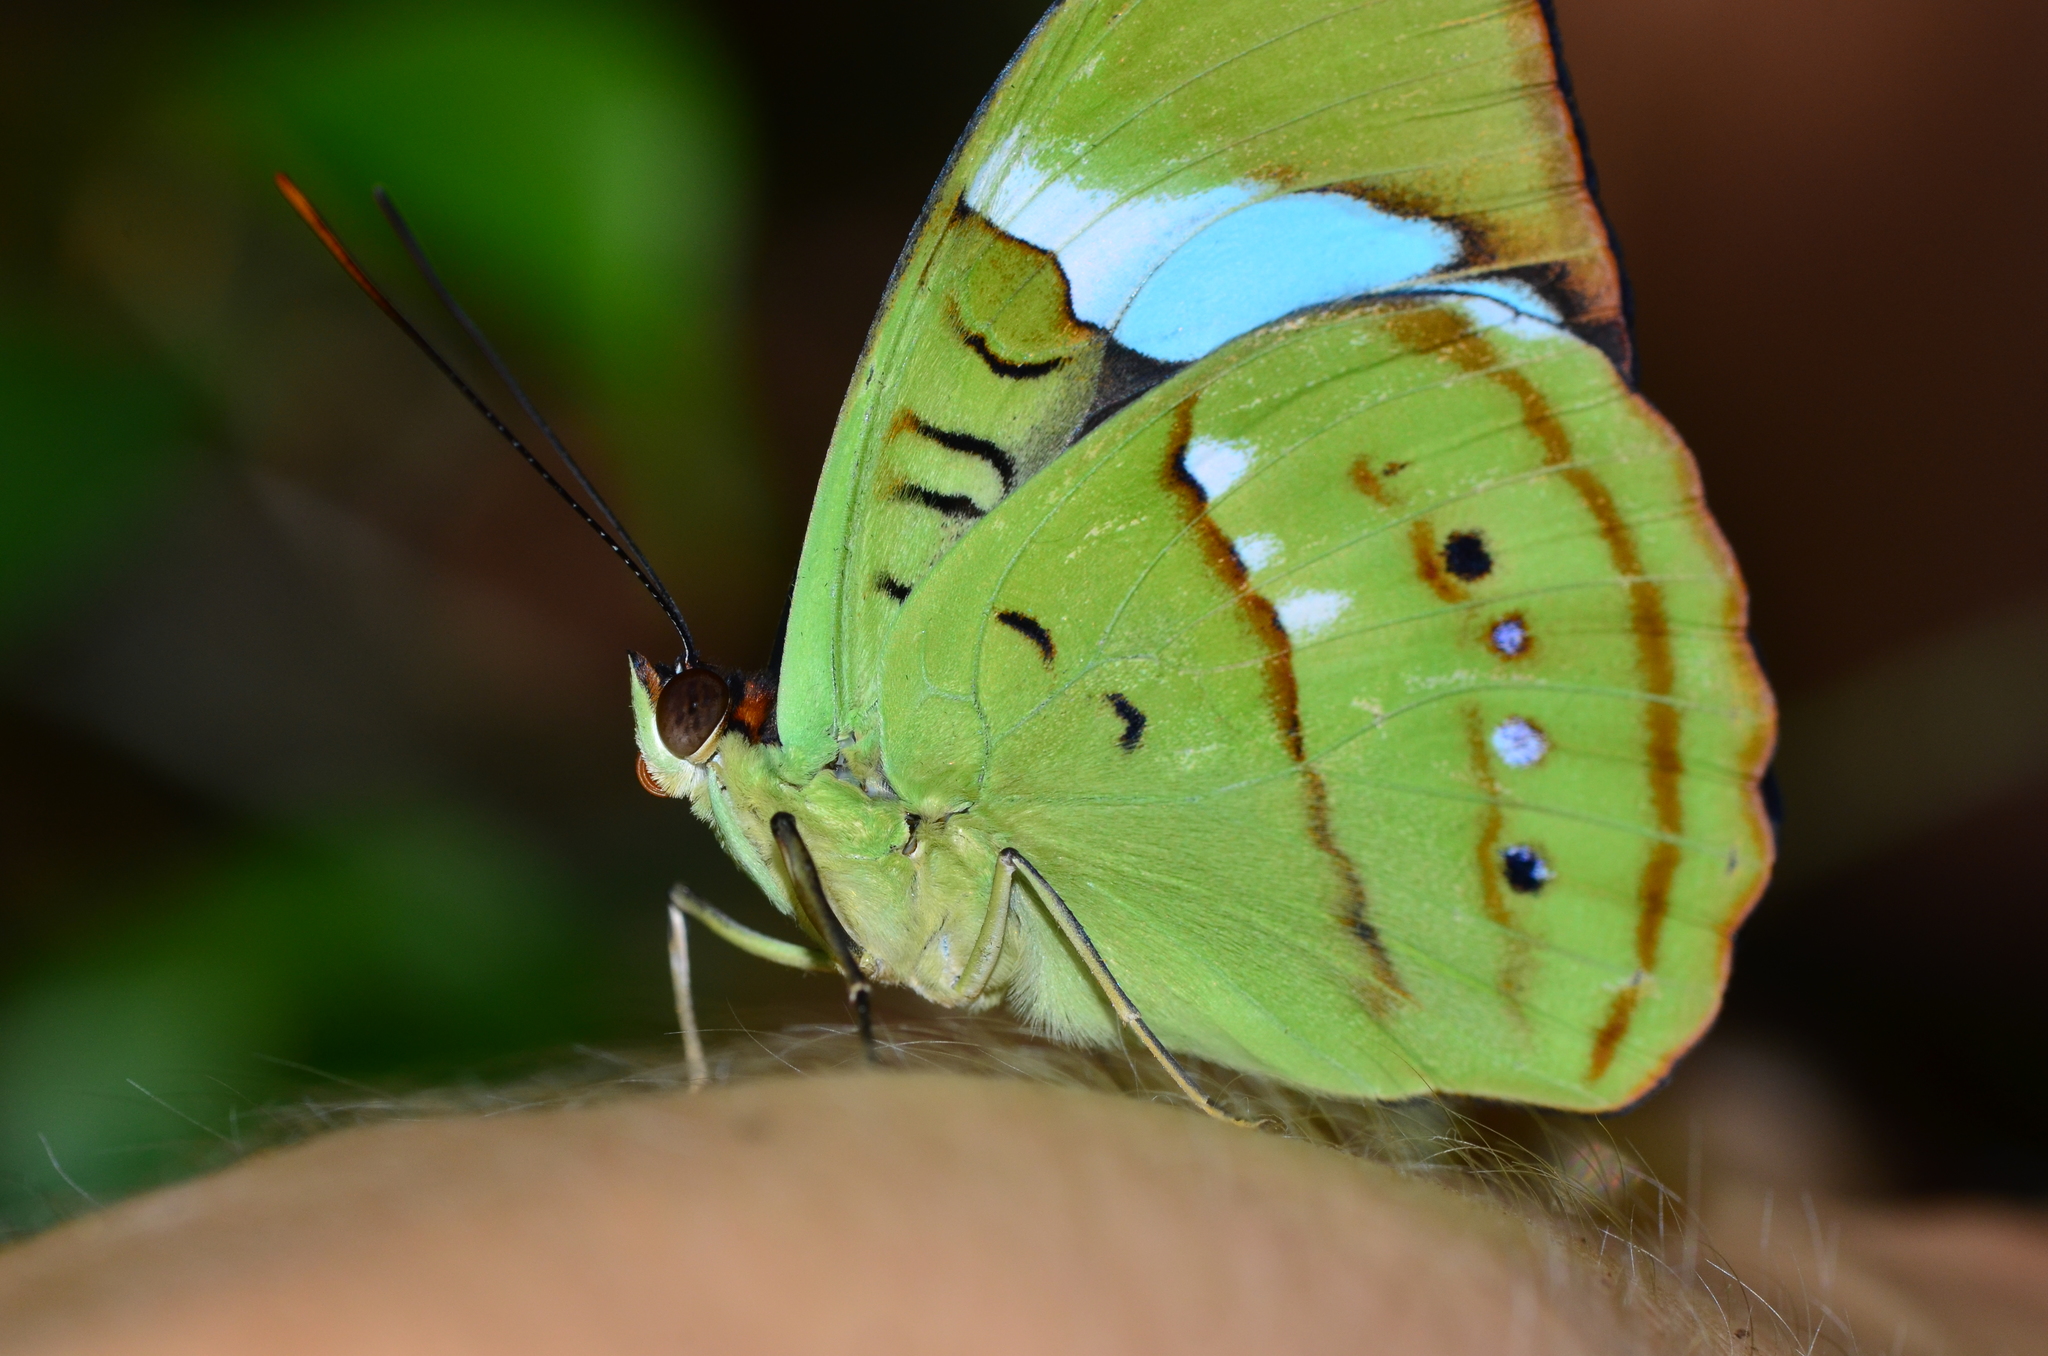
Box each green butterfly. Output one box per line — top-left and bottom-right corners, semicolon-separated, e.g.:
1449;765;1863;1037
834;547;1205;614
297;0;1775;1118
629;0;1774;1116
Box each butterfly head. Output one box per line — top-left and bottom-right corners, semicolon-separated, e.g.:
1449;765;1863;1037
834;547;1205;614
630;652;730;797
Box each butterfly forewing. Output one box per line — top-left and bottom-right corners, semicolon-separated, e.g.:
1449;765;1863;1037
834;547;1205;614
779;0;1629;772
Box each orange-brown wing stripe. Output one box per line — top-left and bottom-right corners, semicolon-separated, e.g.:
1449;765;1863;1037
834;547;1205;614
1160;398;1403;999
1587;984;1642;1082
1388;305;1684;1078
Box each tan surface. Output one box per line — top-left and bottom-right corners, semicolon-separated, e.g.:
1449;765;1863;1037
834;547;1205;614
1;1073;2043;1355
1695;1189;2048;1356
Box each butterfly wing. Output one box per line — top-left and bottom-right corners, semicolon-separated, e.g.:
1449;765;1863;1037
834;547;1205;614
777;0;1628;773
878;294;1770;1109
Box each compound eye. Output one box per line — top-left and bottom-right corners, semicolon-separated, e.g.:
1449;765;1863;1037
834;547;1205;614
656;666;730;762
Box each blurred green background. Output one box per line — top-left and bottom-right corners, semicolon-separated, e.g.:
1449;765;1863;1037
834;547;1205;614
1;0;2043;1234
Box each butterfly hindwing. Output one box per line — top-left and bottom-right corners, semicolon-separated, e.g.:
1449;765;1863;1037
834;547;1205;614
877;297;1770;1108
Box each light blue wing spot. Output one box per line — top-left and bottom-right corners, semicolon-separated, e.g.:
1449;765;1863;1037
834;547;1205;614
965;148;1564;363
1113;193;1460;362
1057;184;1255;330
1490;717;1549;768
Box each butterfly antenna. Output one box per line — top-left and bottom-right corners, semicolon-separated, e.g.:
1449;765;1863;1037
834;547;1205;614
273;172;698;666
369;188;676;632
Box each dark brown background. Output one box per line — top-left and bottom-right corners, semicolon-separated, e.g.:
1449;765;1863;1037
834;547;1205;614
0;0;2041;1226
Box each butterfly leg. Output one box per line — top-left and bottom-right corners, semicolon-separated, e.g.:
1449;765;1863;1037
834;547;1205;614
944;850;1022;1005
770;812;876;1053
665;899;710;1090
669;883;835;973
999;849;1250;1128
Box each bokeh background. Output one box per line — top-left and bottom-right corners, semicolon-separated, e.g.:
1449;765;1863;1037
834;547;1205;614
1;0;2041;1233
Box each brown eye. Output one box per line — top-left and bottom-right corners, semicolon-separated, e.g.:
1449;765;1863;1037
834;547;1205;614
656;665;730;762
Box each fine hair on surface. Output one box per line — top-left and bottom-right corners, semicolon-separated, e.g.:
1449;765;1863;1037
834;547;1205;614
111;1011;1811;1354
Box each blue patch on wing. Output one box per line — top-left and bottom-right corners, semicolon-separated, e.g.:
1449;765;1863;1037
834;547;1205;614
965;141;1576;366
1112;193;1460;362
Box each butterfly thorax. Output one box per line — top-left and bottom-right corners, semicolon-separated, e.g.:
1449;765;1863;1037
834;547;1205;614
632;670;1027;1008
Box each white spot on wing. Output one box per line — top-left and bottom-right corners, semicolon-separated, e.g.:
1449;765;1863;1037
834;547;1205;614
1183;436;1251;500
1490;617;1529;656
1438;280;1562;323
1275;590;1351;640
1490;717;1548;768
1233;532;1281;572
1443;290;1570;343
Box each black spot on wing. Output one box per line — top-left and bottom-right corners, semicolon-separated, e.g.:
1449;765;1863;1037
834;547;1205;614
1104;692;1146;751
894;483;986;520
905;416;1017;491
1501;844;1551;894
1352;918;1389;956
1077;340;1186;441
962;331;1064;381
995;610;1055;665
1444;531;1493;581
875;574;911;602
